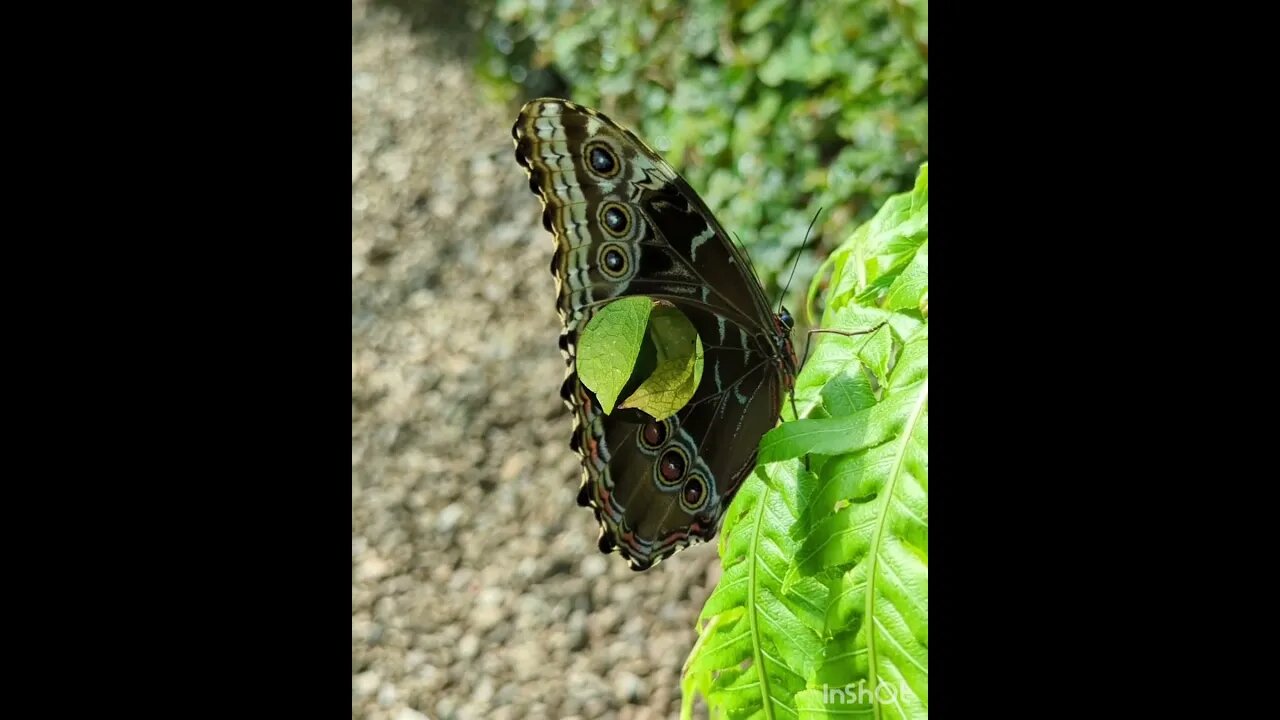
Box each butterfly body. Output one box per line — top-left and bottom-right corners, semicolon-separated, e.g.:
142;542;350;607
513;98;796;571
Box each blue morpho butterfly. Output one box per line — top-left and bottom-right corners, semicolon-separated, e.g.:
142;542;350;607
513;98;812;571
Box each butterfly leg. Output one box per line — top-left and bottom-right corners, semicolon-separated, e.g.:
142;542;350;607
806;322;888;339
792;322;889;472
799;322;889;368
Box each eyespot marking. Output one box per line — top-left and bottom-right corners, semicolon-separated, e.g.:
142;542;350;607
598;242;631;279
681;474;708;512
602;202;630;236
585;142;619;178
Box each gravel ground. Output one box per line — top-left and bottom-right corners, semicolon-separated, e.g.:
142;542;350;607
352;2;720;717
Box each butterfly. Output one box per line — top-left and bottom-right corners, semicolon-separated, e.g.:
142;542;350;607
512;98;799;571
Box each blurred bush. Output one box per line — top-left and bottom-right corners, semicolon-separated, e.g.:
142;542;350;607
479;0;927;302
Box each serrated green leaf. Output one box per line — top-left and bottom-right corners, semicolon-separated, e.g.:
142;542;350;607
910;163;928;212
857;194;914;259
870;165;927;260
825;224;871;311
819;369;876;419
890;325;928;391
790;309;893;420
855;325;894;384
681;463;823;719
758;378;924;464
575;296;652;415
808;442;901;521
790;326;928;720
809;629;869;687
822;163;929;318
687;163;928;720
884;242;928;311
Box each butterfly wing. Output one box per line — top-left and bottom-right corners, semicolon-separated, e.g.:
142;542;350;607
513;98;792;570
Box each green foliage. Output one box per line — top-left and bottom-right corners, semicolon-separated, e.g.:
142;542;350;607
576;297;704;419
681;461;829;719
480;0;928;302
682;164;928;720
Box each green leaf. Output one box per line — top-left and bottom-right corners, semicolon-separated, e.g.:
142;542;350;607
681;463;826;720
789;310;894;420
795;686;878;718
819;367;876;420
741;0;787;33
758;378;924;463
576;297;705;420
792;324;929;719
575;296;652;414
867;165;928;262
617;303;704;420
884;241;928;311
687;162;928;720
821;163;929;315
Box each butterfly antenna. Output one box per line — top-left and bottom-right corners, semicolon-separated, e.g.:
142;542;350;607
778;207;822;315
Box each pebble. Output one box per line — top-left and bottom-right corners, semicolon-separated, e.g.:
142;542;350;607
351;1;716;718
457;634;479;660
353;671;380;697
615;671;647;704
436;502;465;533
580;554;608;579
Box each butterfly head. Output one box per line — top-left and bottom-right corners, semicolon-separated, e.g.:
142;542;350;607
774;307;800;387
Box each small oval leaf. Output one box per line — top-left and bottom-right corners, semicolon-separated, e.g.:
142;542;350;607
576;296;653;415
